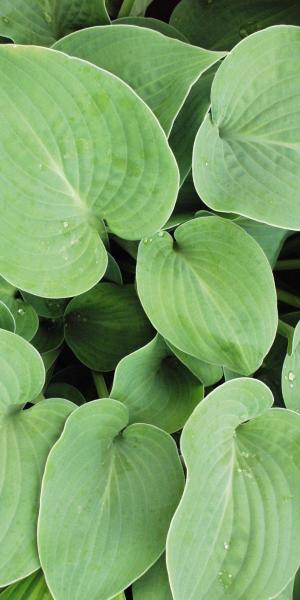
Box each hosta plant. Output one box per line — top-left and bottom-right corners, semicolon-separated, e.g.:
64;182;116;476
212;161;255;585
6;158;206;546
0;1;300;599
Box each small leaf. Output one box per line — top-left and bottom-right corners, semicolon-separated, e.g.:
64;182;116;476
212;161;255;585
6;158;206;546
0;300;15;332
167;378;300;600
133;554;172;600
4;298;39;341
0;330;75;586
0;0;110;46
137;217;277;375
165;339;223;387
234;217;290;268
0;45;178;298
282;322;300;412
38;399;184;600
0;571;52;599
193;26;300;230
64;283;154;371
53;25;225;134
111;334;203;432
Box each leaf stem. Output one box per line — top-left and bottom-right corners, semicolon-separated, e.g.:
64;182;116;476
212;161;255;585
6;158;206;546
274;259;300;271
92;372;109;398
277;289;300;309
277;319;294;353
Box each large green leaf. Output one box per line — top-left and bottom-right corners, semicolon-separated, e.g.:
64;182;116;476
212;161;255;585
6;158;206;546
0;571;52;599
0;0;110;46
64;283;154;371
133;555;172;600
0;45;178;298
38;399;184;600
193;26;300;230
167;378;300;600
53;25;225;134
111;334;203;432
0;330;74;586
137;216;277;375
170;0;300;50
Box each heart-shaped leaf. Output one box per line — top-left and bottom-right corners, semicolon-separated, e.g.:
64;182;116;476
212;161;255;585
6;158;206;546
167;378;300;600
53;25;225;134
38;399;184;600
137;216;277;375
0;45;179;298
0;330;75;586
170;0;300;50
64;283;154;371
133;554;172;600
0;0;110;46
111;334;203;432
193;26;300;230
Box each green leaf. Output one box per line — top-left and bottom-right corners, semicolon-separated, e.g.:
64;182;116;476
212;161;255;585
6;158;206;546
169;66;215;184
133;554;172;600
0;300;15;333
21;293;68;319
167;378;300;600
193;26;300;230
45;382;86;405
165;339;223;387
137;217;277;375
234;217;290;268
0;330;74;586
0;276;16;299
32;318;64;354
111;334;203;433
53;25;225;134
113;16;189;41
64;283;154;371
3;298;39;341
170;0;300;50
0;571;52;599
282;322;300;412
0;0;110;46
104;253;123;285
0;45;178;298
38;399;184;600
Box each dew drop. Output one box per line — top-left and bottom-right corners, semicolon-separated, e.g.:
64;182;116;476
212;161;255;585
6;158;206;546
158;231;164;237
290;383;294;389
288;371;296;382
2;16;9;24
149;238;153;243
63;221;69;229
223;542;230;550
17;308;25;316
143;238;148;244
284;375;288;380
205;161;209;166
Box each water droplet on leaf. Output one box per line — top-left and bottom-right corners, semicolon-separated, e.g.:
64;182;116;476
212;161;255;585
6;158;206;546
288;371;296;382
